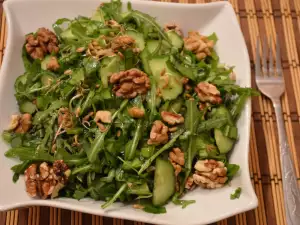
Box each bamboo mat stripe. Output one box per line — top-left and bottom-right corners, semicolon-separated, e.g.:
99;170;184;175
1;0;300;224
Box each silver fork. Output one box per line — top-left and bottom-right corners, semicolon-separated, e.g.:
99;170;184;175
255;36;300;225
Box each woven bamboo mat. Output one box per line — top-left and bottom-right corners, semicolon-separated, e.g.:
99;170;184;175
1;0;300;224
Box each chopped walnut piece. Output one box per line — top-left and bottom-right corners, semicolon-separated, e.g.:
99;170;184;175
14;113;32;134
94;110;112;123
39;162;50;180
168;126;178;133
164;22;183;37
53;160;70;184
193;159;228;189
76;47;85;53
86;39;115;59
230;71;236;81
169;148;184;166
133;204;144;209
25;28;59;60
8;114;21;130
169;148;184;176
185;176;194;190
24;164;38;197
161;111;184;125
184;31;214;61
106;20;121;28
147;120;169;145
110;69;151;99
64;69;72;75
128;107;145;118
111;35;135;51
46;56;60;71
195;82;222;104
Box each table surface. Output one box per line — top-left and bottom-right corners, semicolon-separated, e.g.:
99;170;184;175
1;0;300;224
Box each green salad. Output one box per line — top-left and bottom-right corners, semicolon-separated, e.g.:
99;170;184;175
2;0;258;213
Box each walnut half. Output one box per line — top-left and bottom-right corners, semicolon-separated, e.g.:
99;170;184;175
110;69;151;99
161;111;184;125
8;113;32;134
147;120;169;145
184;31;214;61
24;160;70;199
193;159;228;189
25;28;59;60
195;82;222;104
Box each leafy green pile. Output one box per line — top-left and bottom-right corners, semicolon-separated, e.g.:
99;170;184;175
2;0;258;213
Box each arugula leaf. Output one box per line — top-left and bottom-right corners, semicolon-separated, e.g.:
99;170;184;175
230;187;242;200
226;164;240;181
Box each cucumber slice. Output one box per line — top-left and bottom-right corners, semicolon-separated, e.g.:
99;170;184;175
146;40;160;54
40;74;55;86
20;101;36;114
41;55;52;70
146;40;170;55
91;8;106;22
149;56;183;100
223;125;238;140
152;158;175;206
60;29;77;41
166;31;183;49
140;48;152;75
212;106;234;126
214;128;235;154
125;30;145;50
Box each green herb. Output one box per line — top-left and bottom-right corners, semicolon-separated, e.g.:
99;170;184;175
230;187;242;199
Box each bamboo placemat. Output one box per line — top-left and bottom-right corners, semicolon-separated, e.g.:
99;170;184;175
1;0;300;224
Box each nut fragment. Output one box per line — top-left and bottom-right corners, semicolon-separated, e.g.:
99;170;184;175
53;160;70;184
164;22;183;37
161;111;184;125
193;159;228;189
106;20;121;28
8;113;32;133
127;107;145;118
184;31;214;61
94;110;112;123
111;35;135;51
110;69;151;99
86;39;115;59
8;114;21;130
24;164;38;197
46;56;60;71
185;176;194;190
25;28;59;60
169;147;184;166
169;148;185;176
147;120;169;145
195;82;222;104
39;162;50;180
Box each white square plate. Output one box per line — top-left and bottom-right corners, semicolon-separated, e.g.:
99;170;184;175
0;0;257;224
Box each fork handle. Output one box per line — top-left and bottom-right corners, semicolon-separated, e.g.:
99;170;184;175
273;99;300;225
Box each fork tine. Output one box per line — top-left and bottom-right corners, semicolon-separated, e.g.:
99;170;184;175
269;38;274;76
276;35;283;76
255;37;261;78
262;37;268;75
